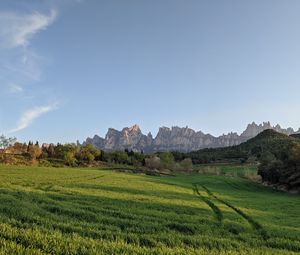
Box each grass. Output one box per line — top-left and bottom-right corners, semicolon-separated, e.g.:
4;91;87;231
0;164;299;254
195;163;261;181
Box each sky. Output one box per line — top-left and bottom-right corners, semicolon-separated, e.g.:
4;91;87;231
1;0;300;143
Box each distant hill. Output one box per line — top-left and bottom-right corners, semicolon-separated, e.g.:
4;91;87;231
83;122;300;153
179;129;300;164
240;129;295;153
177;129;300;193
290;133;300;140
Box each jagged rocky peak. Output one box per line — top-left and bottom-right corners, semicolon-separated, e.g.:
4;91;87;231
121;125;143;145
121;124;141;134
83;134;104;148
171;126;196;136
93;134;102;140
100;124;149;151
157;126;171;133
241;121;294;138
128;124;141;132
105;128;120;138
241;122;261;138
82;122;299;153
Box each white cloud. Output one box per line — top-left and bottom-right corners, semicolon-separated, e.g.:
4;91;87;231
0;9;58;91
0;9;57;49
8;103;59;133
0;9;60;135
1;48;43;82
8;83;23;93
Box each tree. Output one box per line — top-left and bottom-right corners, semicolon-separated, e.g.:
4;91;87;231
287;141;300;167
145;156;161;170
251;146;262;159
54;143;66;159
27;143;42;160
130;152;145;166
259;151;276;166
158;152;175;170
0;135;16;150
8;142;27;154
64;151;77;166
103;151;129;164
180;158;193;172
77;144;101;164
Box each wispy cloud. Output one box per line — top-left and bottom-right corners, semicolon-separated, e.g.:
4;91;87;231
8;103;59;134
1;48;43;85
0;8;61;135
0;9;58;92
8;83;23;94
0;9;57;49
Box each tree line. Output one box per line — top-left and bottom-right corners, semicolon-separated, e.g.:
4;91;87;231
0;135;193;172
2;129;298;190
258;141;300;191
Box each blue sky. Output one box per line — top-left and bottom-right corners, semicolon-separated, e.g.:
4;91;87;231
1;0;300;143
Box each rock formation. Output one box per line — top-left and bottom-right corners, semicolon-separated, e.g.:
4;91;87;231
82;122;299;153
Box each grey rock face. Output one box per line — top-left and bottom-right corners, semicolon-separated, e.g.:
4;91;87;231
84;135;104;149
83;122;298;153
240;122;295;140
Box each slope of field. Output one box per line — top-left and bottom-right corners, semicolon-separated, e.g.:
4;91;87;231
0;165;299;255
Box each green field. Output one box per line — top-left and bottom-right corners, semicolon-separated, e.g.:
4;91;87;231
0;165;299;255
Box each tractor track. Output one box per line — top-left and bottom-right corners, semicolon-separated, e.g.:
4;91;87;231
192;184;223;222
199;184;269;240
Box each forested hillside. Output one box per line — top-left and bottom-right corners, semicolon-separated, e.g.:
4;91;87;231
175;130;300;192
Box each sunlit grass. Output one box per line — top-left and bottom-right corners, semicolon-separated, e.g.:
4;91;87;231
0;164;299;254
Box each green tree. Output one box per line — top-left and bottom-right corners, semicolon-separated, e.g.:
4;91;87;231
158;152;175;170
64;151;77;166
104;151;129;164
77;144;101;164
287;141;300;166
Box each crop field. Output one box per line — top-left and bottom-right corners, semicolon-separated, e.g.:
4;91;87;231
0;165;299;255
194;164;259;178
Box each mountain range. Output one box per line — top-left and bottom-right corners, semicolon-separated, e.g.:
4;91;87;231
82;122;300;153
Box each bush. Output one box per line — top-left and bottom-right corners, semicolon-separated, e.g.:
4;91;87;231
145;156;161;170
64;152;77;166
76;144;101;164
180;158;193;172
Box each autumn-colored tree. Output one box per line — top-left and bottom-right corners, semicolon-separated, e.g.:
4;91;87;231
27;142;42;160
8;142;27;154
180;158;193;172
